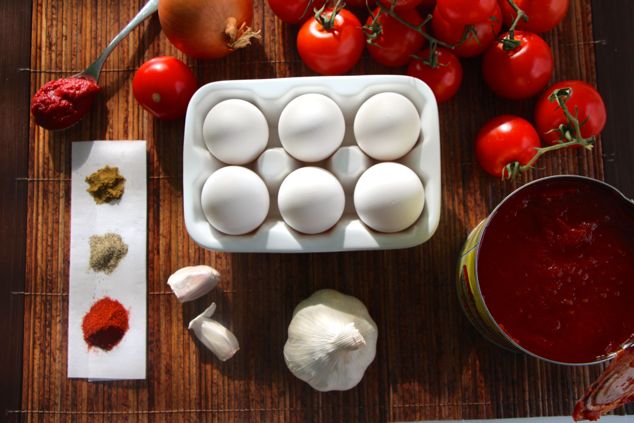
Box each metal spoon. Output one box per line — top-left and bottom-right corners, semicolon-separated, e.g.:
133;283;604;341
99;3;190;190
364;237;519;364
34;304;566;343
79;0;159;81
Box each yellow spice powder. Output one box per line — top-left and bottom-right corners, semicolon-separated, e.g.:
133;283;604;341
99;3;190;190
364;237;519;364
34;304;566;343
85;165;126;204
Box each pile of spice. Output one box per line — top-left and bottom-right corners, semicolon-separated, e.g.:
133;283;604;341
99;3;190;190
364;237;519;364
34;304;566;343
85;165;126;204
89;233;128;274
82;297;129;351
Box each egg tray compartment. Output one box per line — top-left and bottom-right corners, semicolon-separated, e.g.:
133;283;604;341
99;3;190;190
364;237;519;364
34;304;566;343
183;75;441;253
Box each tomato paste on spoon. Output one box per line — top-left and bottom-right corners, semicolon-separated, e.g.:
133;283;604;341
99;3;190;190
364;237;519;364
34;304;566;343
30;76;100;130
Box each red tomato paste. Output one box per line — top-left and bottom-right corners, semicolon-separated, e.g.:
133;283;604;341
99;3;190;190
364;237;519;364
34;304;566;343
30;76;100;130
478;178;634;363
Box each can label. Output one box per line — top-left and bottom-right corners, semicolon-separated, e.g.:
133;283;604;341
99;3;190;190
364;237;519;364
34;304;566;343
457;220;516;351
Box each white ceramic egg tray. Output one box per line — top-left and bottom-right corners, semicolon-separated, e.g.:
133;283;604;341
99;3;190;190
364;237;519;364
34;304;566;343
183;75;441;253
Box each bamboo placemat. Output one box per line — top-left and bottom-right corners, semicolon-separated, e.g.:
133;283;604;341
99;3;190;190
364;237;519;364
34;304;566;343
15;0;629;421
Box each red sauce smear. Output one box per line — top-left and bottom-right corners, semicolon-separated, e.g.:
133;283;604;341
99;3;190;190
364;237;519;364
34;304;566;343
82;297;129;351
478;178;634;363
573;343;634;421
30;76;100;130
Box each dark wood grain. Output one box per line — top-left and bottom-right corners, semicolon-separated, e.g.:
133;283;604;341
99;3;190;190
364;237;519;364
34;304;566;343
0;0;31;420
6;0;632;421
592;0;634;198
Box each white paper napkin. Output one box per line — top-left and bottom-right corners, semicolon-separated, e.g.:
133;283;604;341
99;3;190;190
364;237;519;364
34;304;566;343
68;141;147;380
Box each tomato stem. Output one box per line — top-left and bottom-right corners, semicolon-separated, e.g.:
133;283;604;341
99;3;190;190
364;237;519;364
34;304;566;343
461;25;480;47
373;1;453;49
315;0;346;30
300;0;316;22
501;0;528;51
503;87;595;180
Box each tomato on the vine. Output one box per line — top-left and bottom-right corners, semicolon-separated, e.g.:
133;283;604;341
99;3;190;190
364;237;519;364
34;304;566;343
407;47;463;103
378;0;424;10
475;115;541;178
482;30;553;100
534;80;606;145
499;0;569;34
132;56;198;120
436;0;497;24
366;7;426;67
431;3;502;57
267;0;327;24
297;8;365;75
346;0;375;7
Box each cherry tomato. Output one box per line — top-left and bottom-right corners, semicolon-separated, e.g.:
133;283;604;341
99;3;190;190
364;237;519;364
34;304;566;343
482;31;553;100
407;48;463;103
267;0;327;24
436;0;497;24
475;115;541;178
431;3;502;57
366;7;426;67
297;8;365;75
534;80;606;145
499;0;569;34
378;0;424;10
132;56;197;120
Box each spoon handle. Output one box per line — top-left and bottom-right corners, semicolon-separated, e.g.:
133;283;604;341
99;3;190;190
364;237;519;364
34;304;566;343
83;0;159;80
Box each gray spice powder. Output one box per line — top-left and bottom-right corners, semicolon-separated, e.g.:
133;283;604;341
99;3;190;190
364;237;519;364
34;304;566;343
89;233;128;274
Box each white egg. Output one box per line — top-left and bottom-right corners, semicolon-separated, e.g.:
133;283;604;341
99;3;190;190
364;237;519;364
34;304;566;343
203;99;269;165
201;166;270;235
354;163;425;233
278;167;345;234
278;94;345;162
354;92;421;161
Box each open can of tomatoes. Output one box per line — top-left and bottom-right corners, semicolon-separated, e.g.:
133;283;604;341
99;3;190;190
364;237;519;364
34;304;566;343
457;175;634;365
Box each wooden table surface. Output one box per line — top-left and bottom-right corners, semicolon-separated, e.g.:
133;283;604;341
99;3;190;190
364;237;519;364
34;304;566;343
1;0;633;422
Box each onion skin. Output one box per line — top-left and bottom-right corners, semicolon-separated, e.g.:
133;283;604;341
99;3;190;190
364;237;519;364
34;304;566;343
158;0;256;59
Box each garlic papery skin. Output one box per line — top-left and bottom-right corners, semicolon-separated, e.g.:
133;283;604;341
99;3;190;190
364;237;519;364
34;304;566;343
188;302;239;361
167;265;220;303
283;289;378;392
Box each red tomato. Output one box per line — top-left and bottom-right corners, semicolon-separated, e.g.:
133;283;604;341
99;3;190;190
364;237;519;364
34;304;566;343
267;0;327;24
436;0;497;24
534;80;606;145
366;7;426;67
132;56;197;120
475;115;541;178
297;8;365;75
431;3;502;57
347;0;375;7
378;0;424;10
482;31;553;100
499;0;569;34
407;48;463;103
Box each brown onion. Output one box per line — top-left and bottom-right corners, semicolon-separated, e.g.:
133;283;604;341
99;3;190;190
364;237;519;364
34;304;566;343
158;0;259;59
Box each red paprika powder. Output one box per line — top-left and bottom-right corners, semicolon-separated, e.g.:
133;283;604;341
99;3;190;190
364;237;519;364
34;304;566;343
82;297;129;351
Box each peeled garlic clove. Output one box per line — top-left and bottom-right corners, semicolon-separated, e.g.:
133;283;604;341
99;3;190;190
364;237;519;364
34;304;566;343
167;265;219;303
188;302;239;361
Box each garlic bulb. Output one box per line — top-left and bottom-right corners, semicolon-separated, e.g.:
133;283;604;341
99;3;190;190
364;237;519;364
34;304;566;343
167;265;219;303
189;302;239;361
283;289;378;392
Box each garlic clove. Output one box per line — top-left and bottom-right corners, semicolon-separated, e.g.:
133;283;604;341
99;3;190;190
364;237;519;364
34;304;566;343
189;302;239;361
167;265;220;303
